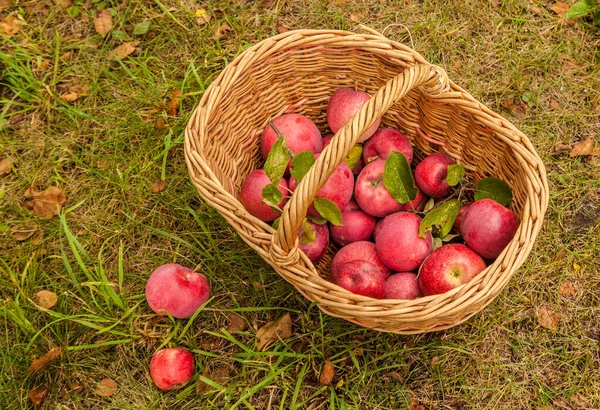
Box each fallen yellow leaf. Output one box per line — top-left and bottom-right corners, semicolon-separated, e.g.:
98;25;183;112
107;41;140;61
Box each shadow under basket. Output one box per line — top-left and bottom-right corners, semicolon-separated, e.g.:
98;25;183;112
184;28;549;334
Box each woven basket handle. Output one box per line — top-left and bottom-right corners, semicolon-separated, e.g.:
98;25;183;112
270;63;450;267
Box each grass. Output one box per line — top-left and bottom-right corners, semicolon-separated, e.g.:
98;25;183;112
1;0;599;408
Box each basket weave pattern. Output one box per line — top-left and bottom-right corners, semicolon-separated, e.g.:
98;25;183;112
185;28;549;334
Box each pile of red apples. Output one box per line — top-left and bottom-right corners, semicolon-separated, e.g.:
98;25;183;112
242;88;520;300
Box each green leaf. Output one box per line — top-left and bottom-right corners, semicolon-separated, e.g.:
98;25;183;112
566;1;595;18
594;9;600;26
432;237;443;251
344;144;363;170
308;216;328;225
419;199;461;239
111;30;130;40
446;164;465;187
441;233;461;242
314;198;343;226
261;183;283;210
133;20;151;36
423;197;435;213
290;151;315;181
264;139;290;184
66;5;81;17
475;177;513;206
299;220;316;244
272;217;280;230
95;1;107;10
384;151;418;204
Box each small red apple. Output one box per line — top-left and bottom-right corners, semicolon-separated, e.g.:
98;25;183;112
150;347;195;391
418;244;486;296
375;212;433;272
384;272;423;300
362;128;413;164
461;199;520;259
355;159;403;218
334;260;385;299
146;264;210;319
400;188;428;213
329;209;376;246
330;241;392;283
414;152;455;199
327;88;381;143
298;220;330;264
261;113;323;160
240;169;288;222
453;202;473;234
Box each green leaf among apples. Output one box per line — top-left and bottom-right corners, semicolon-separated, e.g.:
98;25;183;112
263;139;290;184
299;219;317;244
384;150;418;204
290;151;315;181
474;177;513;206
446;164;465;187
314;198;343;226
419;199;461;239
261;183;283;210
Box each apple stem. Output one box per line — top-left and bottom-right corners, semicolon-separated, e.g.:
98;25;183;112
269;120;295;158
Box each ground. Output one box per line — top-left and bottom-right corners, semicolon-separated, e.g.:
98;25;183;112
1;0;599;409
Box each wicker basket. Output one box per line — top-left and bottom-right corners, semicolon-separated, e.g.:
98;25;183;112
184;27;549;334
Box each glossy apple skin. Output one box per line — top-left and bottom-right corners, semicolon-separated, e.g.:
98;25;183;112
355;159;403;218
240;169;288;222
401;188;428;213
418;244;486;296
461;199;520;259
330;241;392;283
329;209;376;246
261;113;323;160
327;88;381;143
375;212;433;272
150;348;195;391
146;264;210;319
384;272;423;300
335;260;385;299
453;202;473;234
298;220;329;264
362;128;413;165
414;152;455;199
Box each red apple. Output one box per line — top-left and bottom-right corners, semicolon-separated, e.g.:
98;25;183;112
240;169;288;222
146;264;210;319
298;220;330;264
453;202;473;233
418;244;486;296
327;88;381;143
375;212;433;272
414;152;455;199
329;209;376;246
334;260;385;299
261;113;323;160
362;128;413;164
355;159;403;218
400;188;428;213
150;348;195;391
384;272;423;299
344;198;361;211
330;241;392;283
461;199;520;259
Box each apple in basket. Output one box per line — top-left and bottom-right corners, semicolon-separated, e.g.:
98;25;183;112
327;88;381;143
150;348;195;391
354;159;404;218
362;128;414;165
240;169;289;222
414;152;456;199
330;241;392;283
298;220;330;264
384;272;423;300
334;260;386;299
261;113;323;163
329;207;377;246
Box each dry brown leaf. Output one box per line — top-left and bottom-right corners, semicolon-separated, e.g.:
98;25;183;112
150;179;167;193
24;186;66;218
256;313;292;350
333;0;350;5
570;139;596;157
491;0;500;8
550;99;561;110
107;41;140;61
10;224;38;241
430;356;440;365
384;371;404;383
94;9;113;35
569;393;592;408
60;92;78;102
195;9;211;25
94;378;118;397
277;25;288;34
550;2;570;17
154;117;167;129
226;312;246;333
260;0;275;7
57;0;72;7
530;5;542;15
350;12;364;22
536;305;560;330
554;249;567;261
559;281;576;297
36;290;58;309
28;387;49;406
212;21;232;40
555;142;572;153
29;347;62;371
0;0;10;11
319;361;334;386
0;15;24;36
196;364;230;393
0;157;13;175
252;281;264;291
167;88;180;116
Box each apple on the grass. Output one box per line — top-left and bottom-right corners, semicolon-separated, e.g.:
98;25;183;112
145;264;210;319
355;159;403;218
375;212;433;272
331;241;392;283
414;152;455;199
329;208;376;246
362;128;414;165
298;220;329;264
261;113;323;160
327;88;381;143
150;348;195;391
384;272;423;300
460;198;520;259
418;244;486;296
240;169;288;222
334;260;385;299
